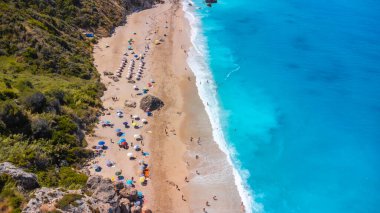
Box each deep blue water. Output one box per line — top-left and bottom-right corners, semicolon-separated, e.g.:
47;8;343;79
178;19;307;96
191;0;380;212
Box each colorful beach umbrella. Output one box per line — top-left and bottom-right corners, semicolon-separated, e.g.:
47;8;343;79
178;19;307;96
126;179;133;185
98;141;106;146
116;128;121;132
139;176;145;183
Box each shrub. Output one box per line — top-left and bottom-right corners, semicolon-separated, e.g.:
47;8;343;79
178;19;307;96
0;174;24;213
31;118;52;139
23;92;47;113
0;102;30;134
58;167;88;190
55;193;83;210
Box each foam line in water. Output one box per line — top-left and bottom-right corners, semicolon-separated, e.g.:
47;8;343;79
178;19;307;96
182;1;262;212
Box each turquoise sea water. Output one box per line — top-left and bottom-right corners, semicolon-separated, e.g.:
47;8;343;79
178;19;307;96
185;0;380;212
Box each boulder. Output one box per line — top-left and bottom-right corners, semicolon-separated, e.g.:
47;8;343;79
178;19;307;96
125;100;137;108
139;95;164;112
119;188;138;202
87;176;118;206
0;162;39;191
143;209;153;213
86;175;102;191
131;205;142;213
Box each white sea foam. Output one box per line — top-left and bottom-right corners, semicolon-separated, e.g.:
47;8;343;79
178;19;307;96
182;1;262;212
225;64;241;80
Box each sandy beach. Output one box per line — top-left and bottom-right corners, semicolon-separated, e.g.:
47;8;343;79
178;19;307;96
87;1;243;212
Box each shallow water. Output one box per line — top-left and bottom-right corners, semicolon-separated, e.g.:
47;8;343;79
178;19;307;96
187;0;380;212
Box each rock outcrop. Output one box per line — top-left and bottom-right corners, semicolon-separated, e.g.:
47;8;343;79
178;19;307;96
24;176;122;213
120;188;138;202
87;176;118;206
0;162;39;191
139;95;164;112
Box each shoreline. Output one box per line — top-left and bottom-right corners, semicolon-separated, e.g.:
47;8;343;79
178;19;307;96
182;1;255;212
87;0;243;212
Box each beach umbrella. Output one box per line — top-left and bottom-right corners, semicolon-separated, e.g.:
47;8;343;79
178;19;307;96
98;141;106;146
139;176;145;183
105;121;111;124
141;119;147;124
116;128;122;132
133;115;140;119
132;122;137;127
121;142;128;146
147;111;152;116
106;160;113;167
126;179;133;185
134;145;140;150
118;175;124;180
119;138;126;142
123;122;129;125
135;201;141;206
115;170;122;176
137;191;143;198
127;152;134;157
139;165;145;171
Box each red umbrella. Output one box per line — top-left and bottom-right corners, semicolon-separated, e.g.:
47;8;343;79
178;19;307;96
121;142;128;146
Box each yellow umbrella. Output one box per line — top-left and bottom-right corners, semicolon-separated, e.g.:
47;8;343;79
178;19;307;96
132;122;137;126
111;177;115;181
139;176;145;183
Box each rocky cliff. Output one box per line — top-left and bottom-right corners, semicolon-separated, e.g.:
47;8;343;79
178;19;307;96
23;175;152;213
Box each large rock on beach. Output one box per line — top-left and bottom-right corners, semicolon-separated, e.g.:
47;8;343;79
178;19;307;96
139;95;164;112
87;176;118;206
119;188;138;202
0;162;39;191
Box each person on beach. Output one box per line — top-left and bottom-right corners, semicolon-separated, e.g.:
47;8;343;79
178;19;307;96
206;201;210;206
185;176;189;182
196;170;200;175
196;155;199;159
213;196;217;201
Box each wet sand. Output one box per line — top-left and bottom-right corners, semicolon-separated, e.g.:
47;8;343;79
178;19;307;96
88;1;243;212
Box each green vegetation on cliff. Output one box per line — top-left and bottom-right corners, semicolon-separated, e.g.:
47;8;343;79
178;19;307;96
0;0;137;210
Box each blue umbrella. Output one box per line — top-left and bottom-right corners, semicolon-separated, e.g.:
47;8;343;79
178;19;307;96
116;128;121;132
126;180;133;185
105;121;111;124
98;141;106;146
118;138;126;143
137;191;143;197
